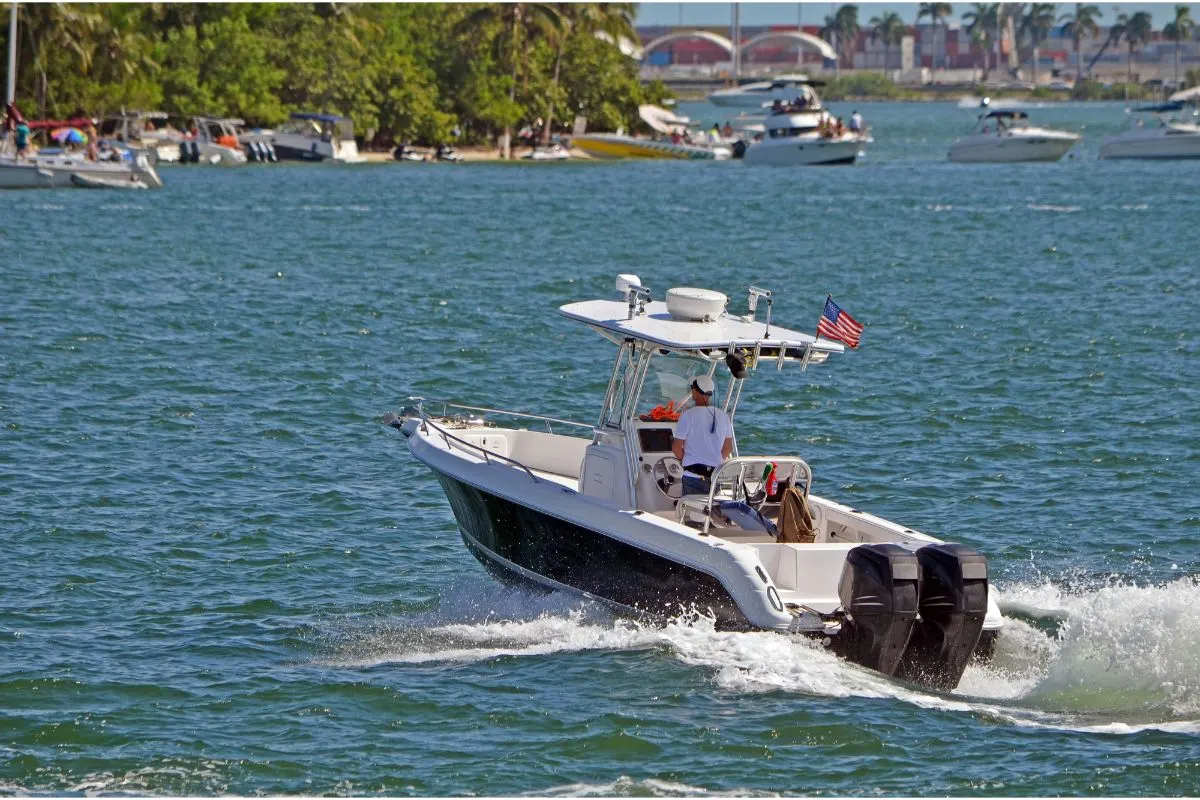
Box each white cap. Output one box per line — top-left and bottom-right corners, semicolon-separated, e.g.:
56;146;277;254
693;375;715;395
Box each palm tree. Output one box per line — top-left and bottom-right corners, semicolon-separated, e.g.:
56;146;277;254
962;3;998;78
1163;5;1196;88
820;5;861;75
917;3;953;72
1021;4;1058;86
869;11;907;71
1059;3;1102;80
541;3;634;144
1086;15;1126;75
458;3;563;158
1122;10;1153;89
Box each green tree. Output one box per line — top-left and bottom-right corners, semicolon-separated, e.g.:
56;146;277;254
1121;10;1153;89
1059;3;1102;79
869;11;907;71
1163;5;1196;87
457;3;563;158
821;5;861;75
917;3;953;71
1020;4;1058;86
962;3;999;79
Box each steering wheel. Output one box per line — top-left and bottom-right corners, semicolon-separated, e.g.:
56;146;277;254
652;456;685;500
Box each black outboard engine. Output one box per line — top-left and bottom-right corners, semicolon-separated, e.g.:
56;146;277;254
731;139;747;159
896;543;989;690
833;544;920;677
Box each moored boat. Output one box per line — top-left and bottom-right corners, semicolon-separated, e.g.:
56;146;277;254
389;277;1004;691
741;80;870;166
572;105;732;161
1099;102;1200;160
949;109;1079;163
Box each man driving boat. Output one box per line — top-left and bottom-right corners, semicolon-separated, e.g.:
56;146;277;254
671;375;733;496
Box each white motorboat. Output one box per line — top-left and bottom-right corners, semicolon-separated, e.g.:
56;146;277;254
524;143;572;161
949;110;1079;163
267;112;364;163
98;110;181;164
1099;102;1200;160
709;74;825;109
389;277;1005;691
0;149;163;189
176;116;249;165
741;83;870;166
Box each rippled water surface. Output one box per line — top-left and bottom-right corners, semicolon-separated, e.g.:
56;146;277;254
2;102;1198;795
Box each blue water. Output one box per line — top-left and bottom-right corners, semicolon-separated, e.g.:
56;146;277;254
2;102;1199;795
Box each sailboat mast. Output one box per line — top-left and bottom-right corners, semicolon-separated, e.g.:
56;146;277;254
6;3;15;106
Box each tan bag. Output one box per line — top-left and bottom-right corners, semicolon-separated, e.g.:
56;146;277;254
777;486;816;543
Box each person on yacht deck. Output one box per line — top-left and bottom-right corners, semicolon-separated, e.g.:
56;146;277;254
671;375;733;496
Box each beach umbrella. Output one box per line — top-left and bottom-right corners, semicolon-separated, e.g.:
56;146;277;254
50;127;88;144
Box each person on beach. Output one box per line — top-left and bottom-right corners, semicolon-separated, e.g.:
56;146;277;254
671;375;733;497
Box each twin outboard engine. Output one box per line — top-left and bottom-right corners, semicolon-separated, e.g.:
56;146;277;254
895;543;989;690
832;544;920;677
834;542;988;690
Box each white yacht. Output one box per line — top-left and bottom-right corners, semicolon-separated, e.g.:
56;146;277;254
1099;102;1200;160
389;277;1005;691
949;110;1080;163
98;111;181;164
741;84;869;166
709;74;824;109
0;147;163;189
267;112;364;163
176;116;249;165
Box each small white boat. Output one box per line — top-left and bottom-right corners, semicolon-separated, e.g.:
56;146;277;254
267;112;364;163
1100;102;1200;160
948;110;1079;163
70;173;149;189
0;150;163;189
709;74;824;109
175;116;248;166
98;110;181;164
524;143;571;161
389;276;1005;692
741;82;870;166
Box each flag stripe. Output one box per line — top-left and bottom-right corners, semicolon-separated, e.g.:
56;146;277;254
816;297;863;348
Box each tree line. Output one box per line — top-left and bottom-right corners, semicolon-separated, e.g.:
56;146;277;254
1;3;668;155
819;3;1197;86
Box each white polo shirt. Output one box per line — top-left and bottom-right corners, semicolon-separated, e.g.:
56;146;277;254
674;404;732;470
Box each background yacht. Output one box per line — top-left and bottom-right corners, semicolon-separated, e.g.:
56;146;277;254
948;109;1079;163
0;147;163;189
1100;102;1200;159
709;74;823;109
741;83;869;166
266;112;364;163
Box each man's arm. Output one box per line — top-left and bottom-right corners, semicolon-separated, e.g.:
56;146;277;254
672;438;686;460
721;437;733;460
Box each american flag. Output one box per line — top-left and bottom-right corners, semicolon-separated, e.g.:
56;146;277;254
816;296;863;348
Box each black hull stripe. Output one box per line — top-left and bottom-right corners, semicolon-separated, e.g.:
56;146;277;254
434;472;752;629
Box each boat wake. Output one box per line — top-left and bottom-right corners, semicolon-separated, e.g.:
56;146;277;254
328;575;1200;734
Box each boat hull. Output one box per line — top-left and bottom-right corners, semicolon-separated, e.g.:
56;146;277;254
1099;130;1200;159
436;472;752;628
572;134;730;160
949;134;1078;163
743;136;864;166
0;155;163;189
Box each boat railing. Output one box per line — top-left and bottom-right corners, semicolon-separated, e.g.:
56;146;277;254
419;397;594;436
422;417;543;484
678;456;813;535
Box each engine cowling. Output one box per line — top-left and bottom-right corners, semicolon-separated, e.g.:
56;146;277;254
832;543;920;677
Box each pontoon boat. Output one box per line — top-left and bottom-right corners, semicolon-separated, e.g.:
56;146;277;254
389;277;1004;691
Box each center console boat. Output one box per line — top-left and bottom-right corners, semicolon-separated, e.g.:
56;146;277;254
389;277;1004;691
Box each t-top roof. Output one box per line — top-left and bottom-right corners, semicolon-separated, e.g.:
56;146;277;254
559;299;845;356
289;112;350;123
983;110;1028;120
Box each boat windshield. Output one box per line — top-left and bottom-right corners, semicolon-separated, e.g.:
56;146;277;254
635;352;712;421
